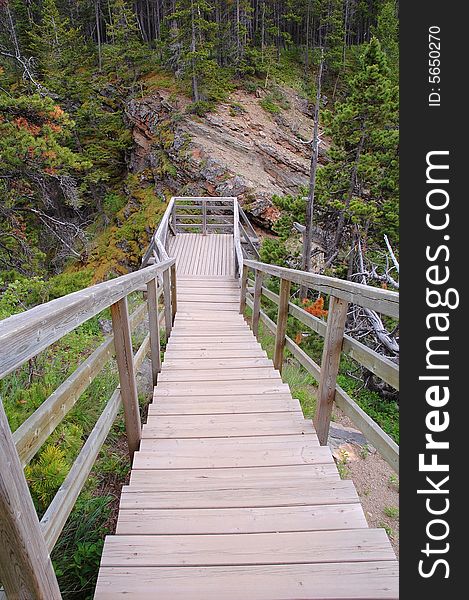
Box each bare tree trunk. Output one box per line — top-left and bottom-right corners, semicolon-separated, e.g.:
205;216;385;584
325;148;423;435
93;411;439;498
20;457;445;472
190;0;199;102
96;0;102;71
300;49;324;298
304;0;311;72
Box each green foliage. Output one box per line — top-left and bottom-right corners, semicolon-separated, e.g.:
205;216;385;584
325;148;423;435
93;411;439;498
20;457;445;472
317;37;399;249
383;505;399;519
259;237;289;267
52;496;112;596
373;1;399;82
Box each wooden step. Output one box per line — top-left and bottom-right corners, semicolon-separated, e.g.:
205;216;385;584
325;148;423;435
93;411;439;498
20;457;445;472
95;562;399;599
120;480;359;509
161;357;273;369
157;367;282;383
100;529;394;567
135;435;329;469
128;464;339;490
115;503;367;535
149;395;301;414
142;413;314;438
153;381;291;396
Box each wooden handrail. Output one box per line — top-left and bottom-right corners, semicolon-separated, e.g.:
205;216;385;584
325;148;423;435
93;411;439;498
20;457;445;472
0;254;176;598
244;259;399;318
241;259;399;474
245;295;399;473
0;258;175;379
249;279;399;390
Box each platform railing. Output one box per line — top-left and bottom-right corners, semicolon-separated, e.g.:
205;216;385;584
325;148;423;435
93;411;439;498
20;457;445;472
0;258;176;599
239;260;399;474
142;196;259;274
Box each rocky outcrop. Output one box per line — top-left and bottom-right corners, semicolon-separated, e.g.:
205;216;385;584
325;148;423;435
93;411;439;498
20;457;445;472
125;87;329;230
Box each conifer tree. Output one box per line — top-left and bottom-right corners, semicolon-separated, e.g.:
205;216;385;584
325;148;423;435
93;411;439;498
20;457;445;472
170;0;216;103
317;36;398;262
373;0;398;82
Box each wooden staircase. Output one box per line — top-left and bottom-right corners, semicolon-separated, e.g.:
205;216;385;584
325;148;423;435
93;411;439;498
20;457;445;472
94;274;398;599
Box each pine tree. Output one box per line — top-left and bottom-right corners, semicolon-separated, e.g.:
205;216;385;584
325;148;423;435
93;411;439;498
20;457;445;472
170;0;216;104
29;0;85;87
373;0;398;82
317;37;398;263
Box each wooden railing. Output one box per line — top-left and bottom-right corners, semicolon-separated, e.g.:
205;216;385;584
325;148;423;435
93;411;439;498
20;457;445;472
142;196;259;270
239;260;399;474
0;258;176;599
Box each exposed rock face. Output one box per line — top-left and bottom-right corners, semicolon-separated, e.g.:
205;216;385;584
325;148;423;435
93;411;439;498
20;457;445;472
125;87;329;229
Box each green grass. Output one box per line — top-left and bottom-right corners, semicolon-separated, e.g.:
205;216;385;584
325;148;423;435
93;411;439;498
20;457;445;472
383;506;399;519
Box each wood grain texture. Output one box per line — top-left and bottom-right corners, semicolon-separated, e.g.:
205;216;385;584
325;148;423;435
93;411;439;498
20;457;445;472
100;529;395;567
245;259;399;317
94;562;398;599
273;278;291;373
115;504;367;535
0;403;62;599
119;480;359;509
0;259;174;379
146;277;161;386
315;296;348;445
111;297;141;458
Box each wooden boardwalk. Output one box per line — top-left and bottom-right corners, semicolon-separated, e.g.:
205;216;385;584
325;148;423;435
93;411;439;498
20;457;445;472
170;233;234;276
94;263;398;597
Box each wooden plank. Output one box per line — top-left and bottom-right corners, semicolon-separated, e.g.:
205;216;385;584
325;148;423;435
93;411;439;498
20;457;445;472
244;259;399;318
0;402;62;599
101;529;394;567
239;264;248;314
120;480;358;509
166;337;260;346
149;397;301;415
252;270;264;338
94;562;399;600
260;284;399;390
0;259;174;379
176;294;239;302
157;367;282;382
128;464;339;490
153;381;291;396
146;277;161;385
162;268;172;339
177;302;238;312
163;349;267;359
135;435;331;469
162;358;272;369
170;264;177;323
273;278;291;373
142;414;314;438
315;296;348;445
110;297;141;458
171;503;380;536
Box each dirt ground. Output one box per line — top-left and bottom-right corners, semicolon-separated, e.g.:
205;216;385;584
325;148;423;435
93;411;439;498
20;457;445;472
331;408;400;558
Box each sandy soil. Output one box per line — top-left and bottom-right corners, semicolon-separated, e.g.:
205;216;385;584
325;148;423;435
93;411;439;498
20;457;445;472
331;408;400;557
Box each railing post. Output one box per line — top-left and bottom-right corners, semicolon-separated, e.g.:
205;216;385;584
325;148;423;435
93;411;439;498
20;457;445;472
202;199;207;235
314;295;348;445
252;270;264;338
110;297;141;459
273;278;291;373
170;263;177;324
172;201;177;234
239;264;248;315
162;267;172;339
0;403;62;600
146;277;161;386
